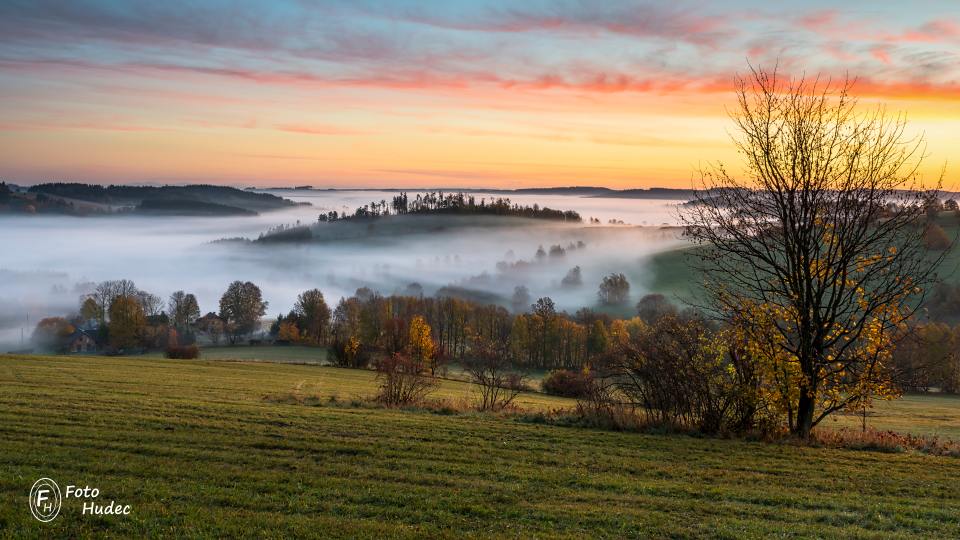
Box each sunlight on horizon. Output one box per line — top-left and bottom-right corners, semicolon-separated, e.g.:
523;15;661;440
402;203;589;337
1;1;959;189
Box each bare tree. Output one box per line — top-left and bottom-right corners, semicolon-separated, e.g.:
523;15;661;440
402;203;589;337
683;65;947;437
375;352;438;406
87;279;139;322
136;291;163;318
169;291;201;330
465;336;527;411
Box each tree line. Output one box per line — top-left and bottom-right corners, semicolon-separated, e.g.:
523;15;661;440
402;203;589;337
32;279;268;356
316;191;582;222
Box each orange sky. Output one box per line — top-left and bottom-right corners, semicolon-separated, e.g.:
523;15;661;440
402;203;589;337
1;2;959;190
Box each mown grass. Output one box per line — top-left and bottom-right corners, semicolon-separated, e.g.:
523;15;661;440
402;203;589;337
1;354;959;538
826;393;960;440
143;344;330;365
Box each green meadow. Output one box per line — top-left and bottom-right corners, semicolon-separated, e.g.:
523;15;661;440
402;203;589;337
2;354;959;538
643;213;960;305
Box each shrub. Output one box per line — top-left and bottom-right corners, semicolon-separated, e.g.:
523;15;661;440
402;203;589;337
635;293;678;324
541;369;593;398
573;376;644;431
810;428;960;457
374;352;437;406
330;337;369;368
465;337;528;411
611;315;765;435
165;345;200;359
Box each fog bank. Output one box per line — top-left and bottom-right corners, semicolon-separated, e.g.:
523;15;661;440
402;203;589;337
0;191;686;349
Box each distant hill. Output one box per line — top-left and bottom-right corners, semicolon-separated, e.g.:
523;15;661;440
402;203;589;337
0;182;84;215
28;183;298;213
262;186;697;200
587;188;697;200
510;186;696;199
254;214;572;245
136;199;257;216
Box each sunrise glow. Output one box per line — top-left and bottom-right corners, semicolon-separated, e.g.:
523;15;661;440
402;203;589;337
1;1;959;189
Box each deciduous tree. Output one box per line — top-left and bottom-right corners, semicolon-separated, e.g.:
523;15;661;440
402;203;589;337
168;291;201;330
598;273;630;305
407;315;436;374
32;317;75;352
294;289;331;345
218;281;268;343
684;66;945;437
108;295;146;350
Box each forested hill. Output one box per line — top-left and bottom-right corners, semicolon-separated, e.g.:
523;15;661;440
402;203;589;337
255;192;581;244
318;191;582;223
28;183;298;213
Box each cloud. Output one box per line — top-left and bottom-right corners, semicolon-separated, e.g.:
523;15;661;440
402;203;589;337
0;121;171;133
275;124;368;136
897;19;960;43
397;1;736;48
871;46;893;65
798;9;840;33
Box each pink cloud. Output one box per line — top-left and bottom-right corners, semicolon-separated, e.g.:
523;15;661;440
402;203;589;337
899;19;960;43
275;124;367;136
799;9;839;32
402;4;736;48
871;46;892;65
5;51;960;106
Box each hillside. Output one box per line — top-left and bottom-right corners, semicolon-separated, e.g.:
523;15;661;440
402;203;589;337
135;199;258;216
256;214;578;244
27;183;298;214
1;354;958;537
644;212;960;312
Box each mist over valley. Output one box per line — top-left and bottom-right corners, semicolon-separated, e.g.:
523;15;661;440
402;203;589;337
0;188;685;349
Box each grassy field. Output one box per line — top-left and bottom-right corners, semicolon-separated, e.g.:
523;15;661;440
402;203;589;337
642;245;703;303
143;345;330;365
643;213;960;303
2;354;959;538
827;393;960;440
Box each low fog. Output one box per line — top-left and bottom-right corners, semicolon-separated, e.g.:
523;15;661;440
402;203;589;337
0;190;686;349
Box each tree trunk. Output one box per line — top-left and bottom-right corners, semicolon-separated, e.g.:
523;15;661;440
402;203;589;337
795;390;815;438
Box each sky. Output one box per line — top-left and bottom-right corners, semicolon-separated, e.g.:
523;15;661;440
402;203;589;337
1;0;959;189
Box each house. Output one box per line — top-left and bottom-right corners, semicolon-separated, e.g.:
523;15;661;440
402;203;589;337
66;329;99;354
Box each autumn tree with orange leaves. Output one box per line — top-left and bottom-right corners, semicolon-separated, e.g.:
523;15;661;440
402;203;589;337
406;315;436;374
684;65;948;437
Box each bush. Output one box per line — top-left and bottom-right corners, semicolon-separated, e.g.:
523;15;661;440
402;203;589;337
636;293;678;324
810;428;960;457
374;352;437;406
541;369;593;398
165;345;200;359
464;338;528;411
612;315;764;435
330;337;369;368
